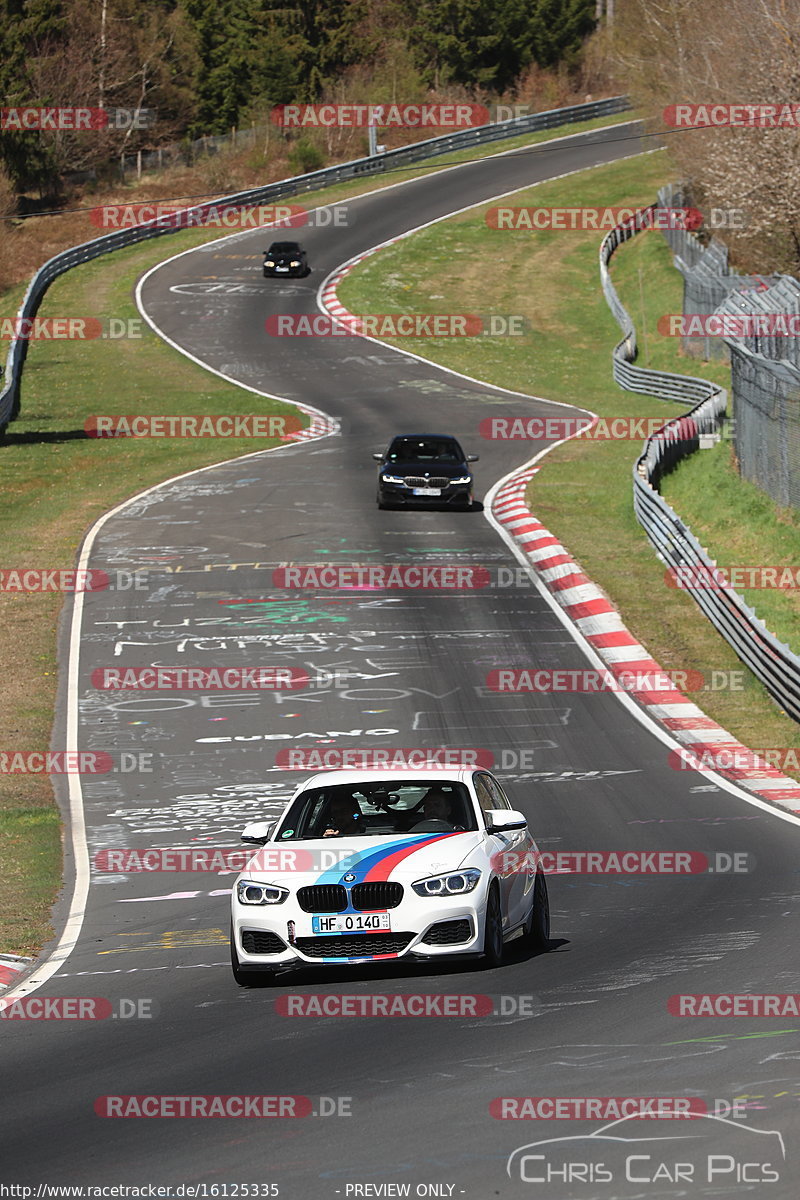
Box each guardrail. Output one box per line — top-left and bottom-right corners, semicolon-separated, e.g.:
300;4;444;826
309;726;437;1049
600;206;800;723
0;94;631;436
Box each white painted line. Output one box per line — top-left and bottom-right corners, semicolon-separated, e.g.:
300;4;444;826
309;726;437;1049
554;583;605;605
673;728;741;744
598;645;652;664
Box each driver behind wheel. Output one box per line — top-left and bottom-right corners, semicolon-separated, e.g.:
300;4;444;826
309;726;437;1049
415;786;465;830
323;795;366;837
421;788;453;822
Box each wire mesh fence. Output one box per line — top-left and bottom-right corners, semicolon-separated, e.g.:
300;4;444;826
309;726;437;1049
657;184;800;511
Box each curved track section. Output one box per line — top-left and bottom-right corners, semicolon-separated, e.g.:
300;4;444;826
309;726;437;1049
2;124;799;1200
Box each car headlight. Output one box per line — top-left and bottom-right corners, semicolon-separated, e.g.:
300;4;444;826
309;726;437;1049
381;473;405;484
264;260;275;267
236;880;288;905
412;868;481;897
289;260;301;267
449;476;472;485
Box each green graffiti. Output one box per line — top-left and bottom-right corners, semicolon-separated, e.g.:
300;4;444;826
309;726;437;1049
223;599;350;625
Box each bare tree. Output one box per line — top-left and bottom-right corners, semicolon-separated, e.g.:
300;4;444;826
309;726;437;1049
615;0;800;272
25;0;197;179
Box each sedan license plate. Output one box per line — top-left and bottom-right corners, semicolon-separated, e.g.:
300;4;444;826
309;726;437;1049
412;486;441;496
276;266;289;272
312;913;391;934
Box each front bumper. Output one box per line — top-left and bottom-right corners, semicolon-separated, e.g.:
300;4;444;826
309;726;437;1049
378;482;473;507
232;896;483;970
263;264;305;277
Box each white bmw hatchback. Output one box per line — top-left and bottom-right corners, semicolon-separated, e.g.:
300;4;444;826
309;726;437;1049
230;768;550;983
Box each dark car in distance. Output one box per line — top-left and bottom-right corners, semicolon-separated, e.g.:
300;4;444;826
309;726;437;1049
263;241;308;277
373;434;478;509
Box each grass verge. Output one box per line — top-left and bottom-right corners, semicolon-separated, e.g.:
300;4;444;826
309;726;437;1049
661;441;800;651
337;148;800;767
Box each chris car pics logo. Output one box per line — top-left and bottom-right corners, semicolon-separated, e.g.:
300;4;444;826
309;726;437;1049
506;1113;786;1188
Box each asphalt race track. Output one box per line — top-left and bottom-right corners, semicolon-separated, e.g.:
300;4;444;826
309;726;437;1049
2;123;799;1199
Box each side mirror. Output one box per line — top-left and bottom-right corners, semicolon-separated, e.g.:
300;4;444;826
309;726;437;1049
467;454;479;462
372;452;383;461
484;808;527;833
241;820;275;845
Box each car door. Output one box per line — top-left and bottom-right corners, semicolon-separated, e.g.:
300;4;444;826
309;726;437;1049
490;775;537;928
477;772;533;930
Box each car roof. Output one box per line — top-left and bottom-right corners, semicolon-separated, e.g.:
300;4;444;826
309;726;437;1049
297;768;478;788
388;433;460;441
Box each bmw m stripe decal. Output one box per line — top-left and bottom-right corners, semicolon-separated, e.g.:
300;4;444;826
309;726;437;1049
314;833;458;886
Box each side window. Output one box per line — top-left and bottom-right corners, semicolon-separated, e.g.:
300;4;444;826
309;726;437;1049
489;778;513;809
473;774;496;821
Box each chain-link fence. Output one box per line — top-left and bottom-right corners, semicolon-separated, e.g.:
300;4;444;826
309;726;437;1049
120;126;266;180
658;184;800;511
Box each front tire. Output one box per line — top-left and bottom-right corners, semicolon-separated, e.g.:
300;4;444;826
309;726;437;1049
522;871;550;950
482;885;504;968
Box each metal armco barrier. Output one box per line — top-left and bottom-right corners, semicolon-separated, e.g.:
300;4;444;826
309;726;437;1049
0;95;631;436
601;207;800;724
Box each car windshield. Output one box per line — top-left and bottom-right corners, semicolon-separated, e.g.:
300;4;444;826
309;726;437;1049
275;780;476;839
386;438;462;463
267;243;300;254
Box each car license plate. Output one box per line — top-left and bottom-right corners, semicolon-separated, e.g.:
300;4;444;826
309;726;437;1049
312;913;390;934
276;266;289;272
413;487;441;496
